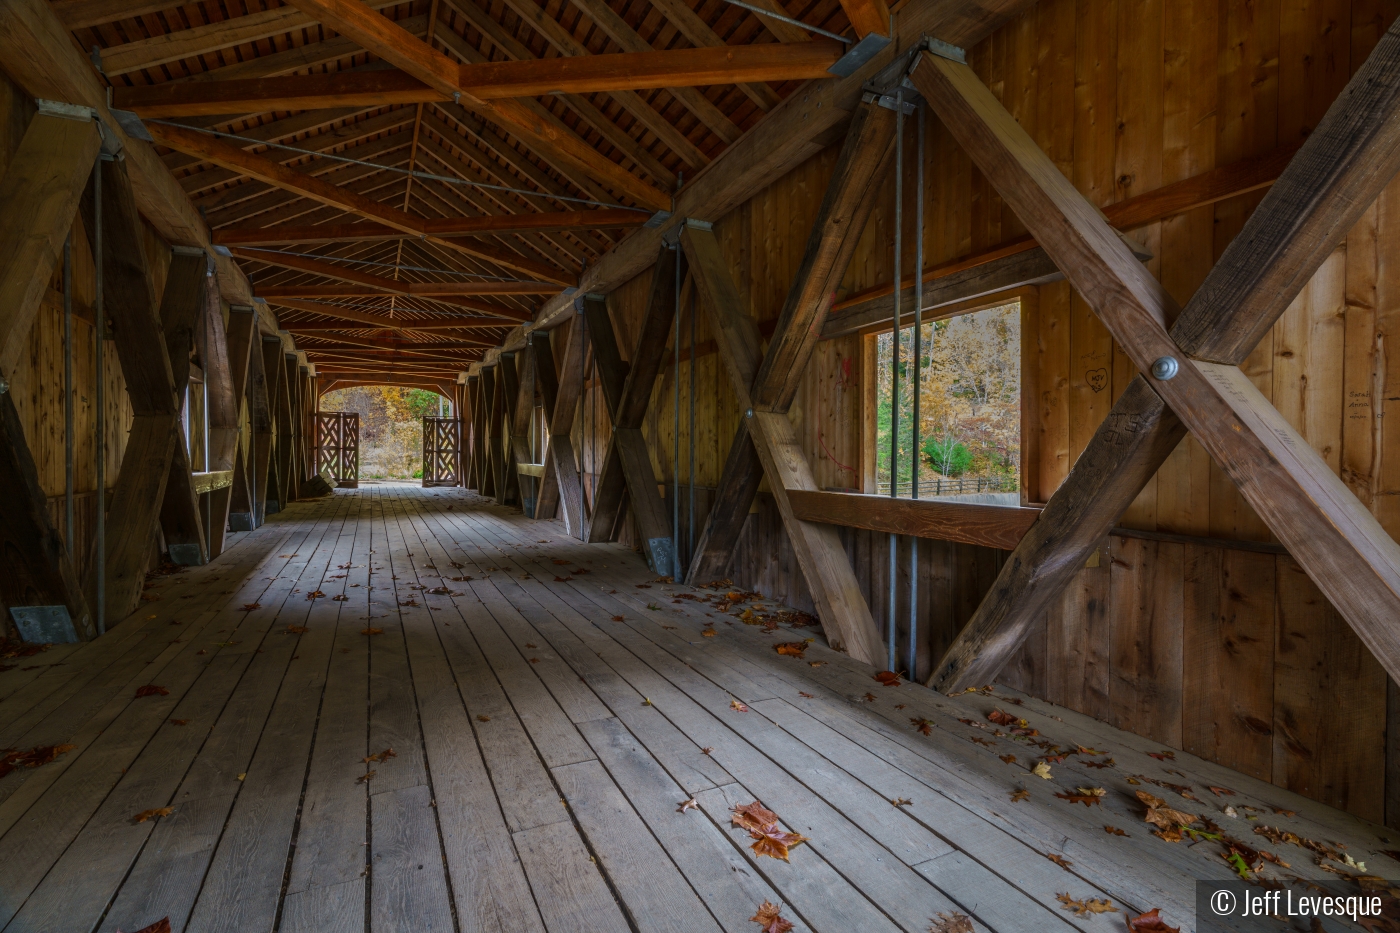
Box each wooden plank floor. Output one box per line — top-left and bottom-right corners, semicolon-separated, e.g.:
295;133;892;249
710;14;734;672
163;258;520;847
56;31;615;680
1;483;1395;933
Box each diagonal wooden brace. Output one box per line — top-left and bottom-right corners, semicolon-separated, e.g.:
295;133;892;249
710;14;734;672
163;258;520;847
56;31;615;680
682;221;885;665
911;27;1400;690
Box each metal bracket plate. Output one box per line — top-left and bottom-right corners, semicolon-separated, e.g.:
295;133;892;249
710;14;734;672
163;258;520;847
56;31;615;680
646;537;677;577
829;32;892;79
10;606;79;645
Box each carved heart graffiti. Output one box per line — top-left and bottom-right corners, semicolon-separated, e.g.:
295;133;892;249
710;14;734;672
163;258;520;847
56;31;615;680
1086;368;1108;393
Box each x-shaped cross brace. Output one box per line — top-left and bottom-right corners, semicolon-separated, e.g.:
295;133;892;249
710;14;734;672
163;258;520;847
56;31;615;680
908;24;1400;691
578;249;683;574
681;98;897;666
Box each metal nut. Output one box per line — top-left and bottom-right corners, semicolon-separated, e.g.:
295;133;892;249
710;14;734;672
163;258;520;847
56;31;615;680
1150;356;1179;381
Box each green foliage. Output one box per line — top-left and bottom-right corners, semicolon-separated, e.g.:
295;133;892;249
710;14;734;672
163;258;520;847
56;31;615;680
412;467;423;478
922;434;972;476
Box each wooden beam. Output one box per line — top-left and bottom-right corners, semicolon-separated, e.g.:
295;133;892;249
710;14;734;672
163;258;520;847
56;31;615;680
157;248;211;566
202;290;238;559
268;297;512;330
836;0;890;38
685;420;763;584
681;220;885;666
115;42;841;117
529;330;559;515
247;260;540;321
509;344;538;513
283;318;508;333
752;99;895;410
909;34;1400;690
212;210;649;246
0;111;101;385
788;489;1041;550
149;122;574;286
474;367;496;497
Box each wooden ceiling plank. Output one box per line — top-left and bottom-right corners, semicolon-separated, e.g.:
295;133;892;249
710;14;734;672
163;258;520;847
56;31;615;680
202;154;411;230
257;282;554;297
566;0;745;143
185;13;429;83
644;0;781;110
909;39;1400;690
496;0;712;170
98;0;404;76
440;0;677;187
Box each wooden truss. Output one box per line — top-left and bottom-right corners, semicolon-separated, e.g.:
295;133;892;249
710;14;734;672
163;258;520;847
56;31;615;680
678;98;897;666
906;26;1400;690
581;259;680;574
0;107;102;640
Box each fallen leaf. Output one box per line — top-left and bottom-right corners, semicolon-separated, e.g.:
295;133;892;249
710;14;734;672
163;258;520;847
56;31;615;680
1126;908;1180;932
798;691;814;698
552;558;570;565
362;628;383;636
364;748;397;763
677;798;699;813
1147;750;1176;761
1011;789;1030;803
121;918;172;933
132;807;173;823
999;754;1016;764
1056;893;1118;917
526;643;537;649
554;576;571;582
730;699;749;712
987;708;1021;726
1056;791;1104;807
700;747;714;755
1137;791;1198;832
911;718;934;736
134;685;169;698
874;671;901;687
862;692;877;702
750;900;794;933
702;628;716;637
1105;825;1128;836
1208;786;1235;797
1031;762;1053;780
929;911;974;933
528;658;541;664
236;773;246;781
894;703;907;710
731;801;781;833
356;770;376;784
774;642;806;658
892;797;912;807
240;603;260;612
285;625;309;634
306;590;325;600
169;719;188;726
476;715;490;722
1046;853;1072;869
808;661;826;668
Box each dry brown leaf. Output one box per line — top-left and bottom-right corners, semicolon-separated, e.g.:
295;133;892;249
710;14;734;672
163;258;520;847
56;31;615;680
987;708;1021;726
874;670;902;687
999;754;1016;764
364;748;397;763
749;827;807;861
798;691;814;698
122;918;172;933
892;797;912;807
1056;893;1118;916
240;603;260;612
750;900;794;933
1137;791;1197;831
306;590;325;600
1126;908;1180;932
731;802;780;832
1208;786;1235;797
1105;825;1128;836
476;715;490;722
1045;853;1072;869
774;642;806;658
677;798;699;813
702;628;716;637
862;692;877;702
1056;791;1103;807
285;625;309;634
356;770;376;784
911;718;934;736
730;699;749;712
362;628;383;636
333;595;349;601
611;615;625;622
929;911;974;933
132;807;173;823
134;685;169;698
1031;762;1053;780
1010;789;1030;803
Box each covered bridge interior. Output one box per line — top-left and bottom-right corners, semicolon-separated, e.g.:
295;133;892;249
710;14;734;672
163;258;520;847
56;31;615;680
0;0;1399;930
